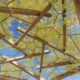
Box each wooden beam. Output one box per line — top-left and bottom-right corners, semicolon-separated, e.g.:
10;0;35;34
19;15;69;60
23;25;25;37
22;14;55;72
39;44;45;79
17;27;79;60
74;0;80;23
2;56;39;79
0;50;50;64
0;33;28;56
17;27;63;53
8;0;15;4
10;61;39;79
51;69;79;80
15;3;52;45
0;75;26;80
0;6;51;17
62;0;66;52
37;61;74;69
60;33;80;36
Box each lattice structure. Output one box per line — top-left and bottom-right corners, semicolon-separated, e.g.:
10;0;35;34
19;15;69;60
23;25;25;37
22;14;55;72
0;0;80;80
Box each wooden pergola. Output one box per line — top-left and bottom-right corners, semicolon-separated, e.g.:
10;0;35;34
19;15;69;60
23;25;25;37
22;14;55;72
0;0;80;80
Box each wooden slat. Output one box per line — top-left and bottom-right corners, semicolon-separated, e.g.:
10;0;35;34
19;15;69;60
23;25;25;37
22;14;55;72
37;61;73;69
74;0;80;23
51;69;79;80
0;50;50;64
2;56;39;79
0;75;26;80
17;27;63;53
62;0;66;52
15;3;52;45
60;33;80;36
11;61;39;79
0;33;51;59
0;6;51;17
17;27;79;60
39;44;45;79
0;34;28;55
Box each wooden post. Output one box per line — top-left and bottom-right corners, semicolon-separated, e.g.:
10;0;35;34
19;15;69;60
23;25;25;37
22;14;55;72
62;0;66;52
0;50;50;64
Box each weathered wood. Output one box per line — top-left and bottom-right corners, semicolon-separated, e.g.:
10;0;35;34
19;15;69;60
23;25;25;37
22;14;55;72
11;61;39;79
15;3;52;45
0;75;26;80
17;27;63;53
0;7;51;17
0;50;50;64
17;27;79;60
51;69;79;80
37;61;73;69
2;56;39;79
74;0;80;23
62;0;66;52
0;34;28;55
39;44;45;79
